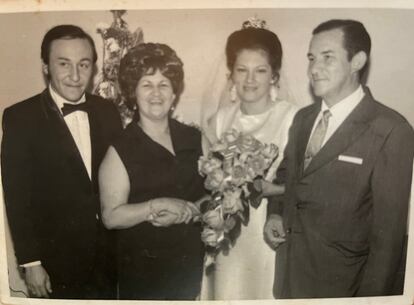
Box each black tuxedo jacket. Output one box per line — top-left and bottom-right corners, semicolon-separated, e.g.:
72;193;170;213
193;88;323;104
271;87;414;298
1;89;122;285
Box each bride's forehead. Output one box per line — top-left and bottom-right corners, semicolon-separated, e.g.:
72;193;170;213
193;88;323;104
235;49;271;64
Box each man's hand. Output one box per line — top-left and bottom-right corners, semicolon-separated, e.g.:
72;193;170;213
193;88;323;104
264;214;286;249
25;265;52;298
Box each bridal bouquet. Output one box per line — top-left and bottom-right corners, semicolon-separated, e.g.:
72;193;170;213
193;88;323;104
198;129;278;261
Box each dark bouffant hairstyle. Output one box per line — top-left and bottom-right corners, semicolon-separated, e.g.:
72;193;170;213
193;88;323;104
226;27;283;78
313;19;371;76
41;25;97;64
119;43;184;112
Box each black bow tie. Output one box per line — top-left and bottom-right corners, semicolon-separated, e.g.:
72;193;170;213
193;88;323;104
61;101;90;116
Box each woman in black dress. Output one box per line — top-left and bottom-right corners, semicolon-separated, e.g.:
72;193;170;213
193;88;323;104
99;43;205;300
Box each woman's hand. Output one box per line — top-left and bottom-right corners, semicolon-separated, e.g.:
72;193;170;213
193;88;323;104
150;209;180;227
149;198;200;226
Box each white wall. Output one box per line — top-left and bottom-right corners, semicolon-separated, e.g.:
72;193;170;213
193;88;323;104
1;7;414;299
1;9;414;125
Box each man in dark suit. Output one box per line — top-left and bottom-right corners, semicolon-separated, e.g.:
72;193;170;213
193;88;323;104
264;19;414;298
1;25;122;299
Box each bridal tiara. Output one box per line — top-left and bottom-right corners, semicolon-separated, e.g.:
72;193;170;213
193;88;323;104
242;17;268;29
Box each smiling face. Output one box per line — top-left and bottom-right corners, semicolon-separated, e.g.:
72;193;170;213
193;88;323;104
307;29;361;106
231;48;274;106
135;70;176;122
43;38;94;102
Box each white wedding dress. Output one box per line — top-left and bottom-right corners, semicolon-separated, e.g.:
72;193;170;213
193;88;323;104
202;99;298;300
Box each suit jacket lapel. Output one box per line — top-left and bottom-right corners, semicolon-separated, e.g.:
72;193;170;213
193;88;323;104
302;88;377;177
296;103;320;176
40;89;92;186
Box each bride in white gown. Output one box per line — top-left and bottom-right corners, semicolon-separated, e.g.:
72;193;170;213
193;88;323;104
201;18;298;300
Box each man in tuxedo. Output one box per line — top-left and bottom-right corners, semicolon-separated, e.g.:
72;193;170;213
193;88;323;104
265;19;414;298
1;25;122;299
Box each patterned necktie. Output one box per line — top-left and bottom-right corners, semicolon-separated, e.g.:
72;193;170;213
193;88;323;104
304;109;332;169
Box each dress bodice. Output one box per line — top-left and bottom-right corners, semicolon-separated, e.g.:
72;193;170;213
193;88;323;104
215;100;298;180
113;118;205;300
112;119;205;256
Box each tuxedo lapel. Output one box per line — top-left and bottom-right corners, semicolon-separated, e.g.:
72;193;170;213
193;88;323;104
40;89;92;186
302;89;377;177
87;95;105;185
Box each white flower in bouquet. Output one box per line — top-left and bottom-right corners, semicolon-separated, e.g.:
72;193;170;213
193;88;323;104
229;163;249;186
204;168;225;191
202;207;224;230
198;156;222;176
222;188;244;215
236;134;263;152
201;227;223;248
246;154;268;178
262;143;279;159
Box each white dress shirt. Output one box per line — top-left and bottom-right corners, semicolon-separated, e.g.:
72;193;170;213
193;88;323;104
50;85;92;179
21;86;92;268
308;85;365;148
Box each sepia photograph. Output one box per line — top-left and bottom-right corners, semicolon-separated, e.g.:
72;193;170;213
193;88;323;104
0;1;413;304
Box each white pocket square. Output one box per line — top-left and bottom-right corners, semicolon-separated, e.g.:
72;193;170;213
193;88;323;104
338;155;363;165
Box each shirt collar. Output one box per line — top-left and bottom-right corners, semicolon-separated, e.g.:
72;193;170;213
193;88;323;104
321;85;365;119
49;84;86;114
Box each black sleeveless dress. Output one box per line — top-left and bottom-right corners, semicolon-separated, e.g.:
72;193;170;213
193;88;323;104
112;118;205;300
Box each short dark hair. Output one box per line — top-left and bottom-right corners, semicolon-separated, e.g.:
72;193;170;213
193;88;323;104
226;27;283;78
119;43;184;113
41;25;98;64
313;19;371;61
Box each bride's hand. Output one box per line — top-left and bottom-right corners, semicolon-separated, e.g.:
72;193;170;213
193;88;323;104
260;180;285;197
176;201;200;224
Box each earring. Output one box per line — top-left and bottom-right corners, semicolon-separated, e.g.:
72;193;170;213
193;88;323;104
230;85;237;103
270;82;278;102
